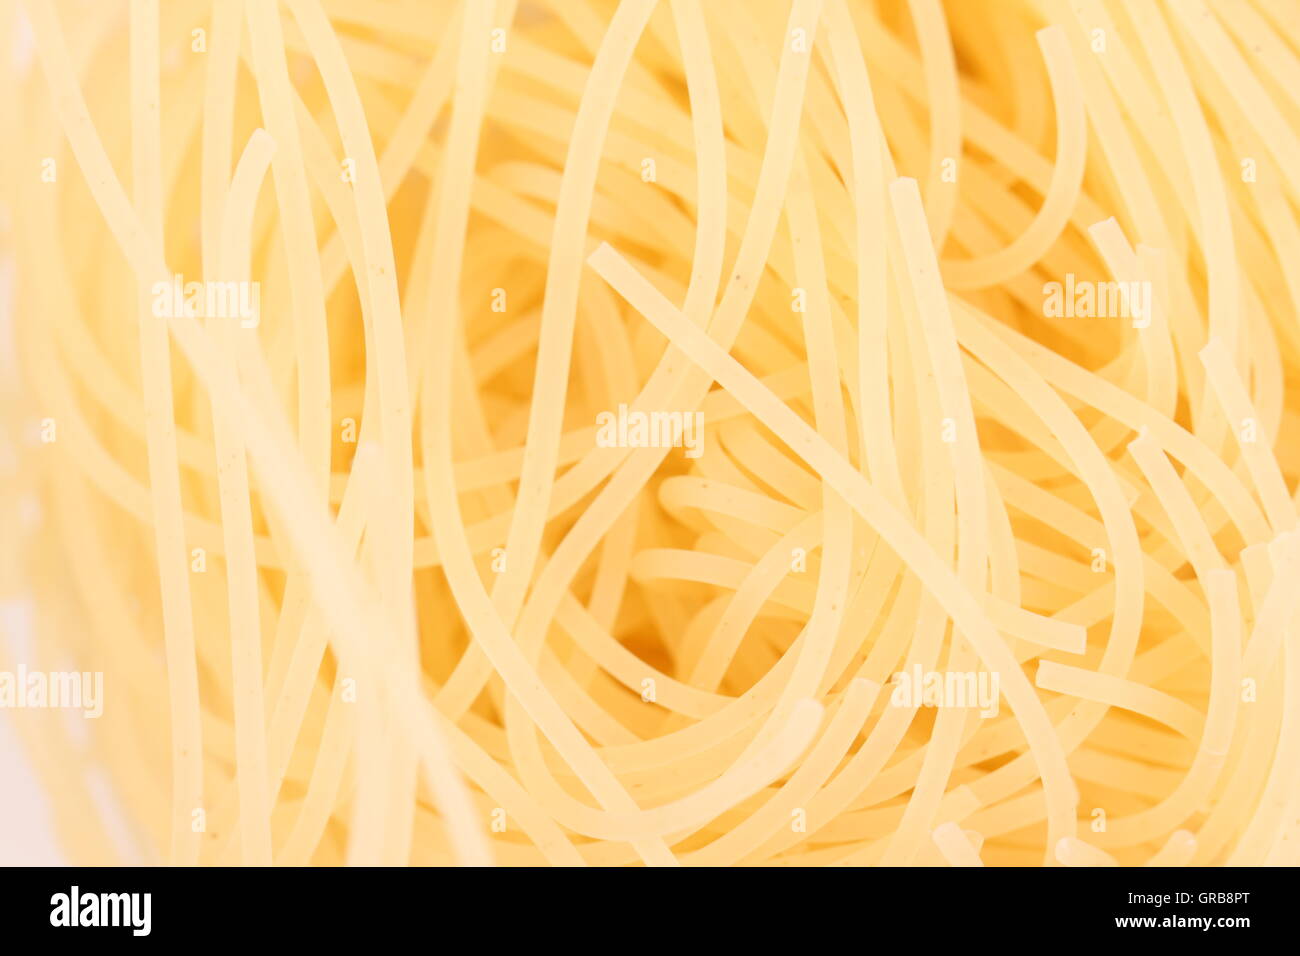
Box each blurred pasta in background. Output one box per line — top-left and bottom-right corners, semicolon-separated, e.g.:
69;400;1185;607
1;0;1299;866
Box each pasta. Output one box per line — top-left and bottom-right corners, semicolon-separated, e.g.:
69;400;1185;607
1;0;1298;867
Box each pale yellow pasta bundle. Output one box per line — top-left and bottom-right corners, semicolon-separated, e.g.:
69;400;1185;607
1;0;1298;867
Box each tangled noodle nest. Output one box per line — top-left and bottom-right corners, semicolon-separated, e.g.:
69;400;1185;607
2;0;1300;867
